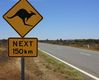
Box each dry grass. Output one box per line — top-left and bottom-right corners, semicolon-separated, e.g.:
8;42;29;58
39;50;84;80
0;49;20;80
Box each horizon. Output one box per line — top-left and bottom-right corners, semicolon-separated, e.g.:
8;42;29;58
0;37;99;40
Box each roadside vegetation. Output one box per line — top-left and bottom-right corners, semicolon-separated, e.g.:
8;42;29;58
39;39;99;51
38;50;85;80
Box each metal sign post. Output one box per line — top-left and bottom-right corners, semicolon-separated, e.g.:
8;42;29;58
21;57;25;80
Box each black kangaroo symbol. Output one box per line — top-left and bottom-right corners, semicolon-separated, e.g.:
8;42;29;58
7;9;36;26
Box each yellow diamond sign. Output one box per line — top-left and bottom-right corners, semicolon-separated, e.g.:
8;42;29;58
3;0;43;37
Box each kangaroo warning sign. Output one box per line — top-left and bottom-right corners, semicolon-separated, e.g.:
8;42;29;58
8;38;38;57
3;0;43;37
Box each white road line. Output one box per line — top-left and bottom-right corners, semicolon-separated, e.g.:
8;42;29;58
80;52;92;56
39;48;99;80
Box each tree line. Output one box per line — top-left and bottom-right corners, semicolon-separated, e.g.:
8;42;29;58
0;39;99;50
39;39;99;50
0;39;7;46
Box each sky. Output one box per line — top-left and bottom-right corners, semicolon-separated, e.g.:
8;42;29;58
0;0;99;40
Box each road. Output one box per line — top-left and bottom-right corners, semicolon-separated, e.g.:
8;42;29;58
39;43;99;79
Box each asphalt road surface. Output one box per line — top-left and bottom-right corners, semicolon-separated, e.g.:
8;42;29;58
39;43;99;79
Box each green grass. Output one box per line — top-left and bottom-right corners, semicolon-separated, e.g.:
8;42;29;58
39;50;84;80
